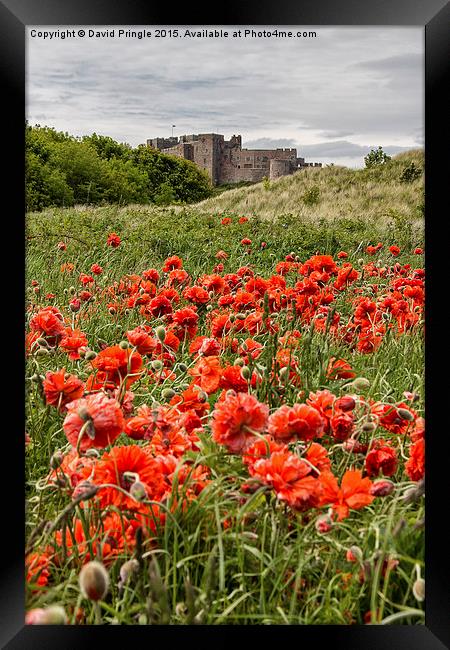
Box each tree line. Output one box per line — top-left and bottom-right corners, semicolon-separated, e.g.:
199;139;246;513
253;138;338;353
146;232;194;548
26;124;213;212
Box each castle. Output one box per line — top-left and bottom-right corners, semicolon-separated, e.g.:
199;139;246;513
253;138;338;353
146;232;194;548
146;133;322;185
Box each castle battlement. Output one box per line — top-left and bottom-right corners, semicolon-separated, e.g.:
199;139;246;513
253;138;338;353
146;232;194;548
146;132;321;185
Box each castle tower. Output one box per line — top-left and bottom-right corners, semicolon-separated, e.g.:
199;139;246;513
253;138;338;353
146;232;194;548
269;158;292;180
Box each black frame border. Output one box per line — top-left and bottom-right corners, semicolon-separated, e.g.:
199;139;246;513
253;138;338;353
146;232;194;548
1;0;449;647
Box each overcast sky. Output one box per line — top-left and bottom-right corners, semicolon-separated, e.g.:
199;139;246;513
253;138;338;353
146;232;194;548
26;26;424;168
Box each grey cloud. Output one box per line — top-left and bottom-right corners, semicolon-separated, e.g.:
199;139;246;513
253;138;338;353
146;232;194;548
26;26;423;167
299;140;415;160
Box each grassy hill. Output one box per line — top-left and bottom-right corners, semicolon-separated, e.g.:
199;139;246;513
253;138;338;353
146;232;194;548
194;149;424;225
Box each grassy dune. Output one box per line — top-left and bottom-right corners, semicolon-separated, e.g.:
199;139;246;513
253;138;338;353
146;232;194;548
194;150;424;224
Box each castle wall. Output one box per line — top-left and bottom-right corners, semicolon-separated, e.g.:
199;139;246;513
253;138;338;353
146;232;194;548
147;132;321;185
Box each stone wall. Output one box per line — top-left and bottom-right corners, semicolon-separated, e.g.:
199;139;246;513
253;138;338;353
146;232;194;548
147;132;321;185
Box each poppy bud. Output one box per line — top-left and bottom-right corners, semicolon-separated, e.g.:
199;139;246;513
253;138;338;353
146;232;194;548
234;357;244;367
119;340;129;349
79;561;109;601
397;408;414;422
119;558;140;586
50;450;64;470
155;326;166;342
36;337;49;347
161;388;176;401
335;396;356;412
413;578;425;602
26;605;67;625
352;377;370;392
206;304;213;311
358;258;364;265
229;313;236;322
108;307;117;315
177;363;188;373
130;481;147;502
68;286;76;295
370;479;395;497
35;347;50;357
279;366;290;382
85;350;97;361
151;359;163;371
315;514;333;533
72;480;98;501
240;366;251;380
342;438;367;454
346;545;363;563
362;421;377;433
236;313;246;320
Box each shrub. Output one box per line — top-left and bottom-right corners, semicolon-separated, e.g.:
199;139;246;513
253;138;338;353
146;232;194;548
400;162;422;183
302;186;320;206
364;146;392;168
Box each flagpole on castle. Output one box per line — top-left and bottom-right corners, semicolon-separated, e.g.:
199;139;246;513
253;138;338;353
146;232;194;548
172;125;176;138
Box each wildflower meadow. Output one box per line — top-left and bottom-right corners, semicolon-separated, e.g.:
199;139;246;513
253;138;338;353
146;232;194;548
25;159;425;625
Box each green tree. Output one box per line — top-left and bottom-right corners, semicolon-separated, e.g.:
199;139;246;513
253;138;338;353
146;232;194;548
364;146;392;168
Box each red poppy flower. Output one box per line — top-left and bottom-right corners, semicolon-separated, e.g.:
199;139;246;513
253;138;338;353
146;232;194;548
252;450;322;511
43;368;84;410
183;286;210;305
63;393;125;451
268;403;325;443
163;255;183;272
107;233;121;247
126;326;157;355
91;263;103;275
59;327;88;360
365;444;398;477
405;438;425;481
189;355;222;394
212;391;269;453
91;345;143;388
29;307;65;342
389;245;400;256
319;469;374;521
91;445;167;510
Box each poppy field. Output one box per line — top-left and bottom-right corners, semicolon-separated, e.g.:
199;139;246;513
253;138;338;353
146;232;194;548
25;202;425;625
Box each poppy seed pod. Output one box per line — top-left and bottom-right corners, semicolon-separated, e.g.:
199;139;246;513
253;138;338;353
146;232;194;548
119;340;129;349
79;561;109;601
155;326;166;342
